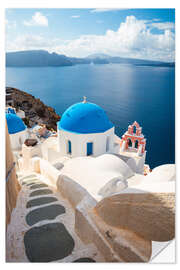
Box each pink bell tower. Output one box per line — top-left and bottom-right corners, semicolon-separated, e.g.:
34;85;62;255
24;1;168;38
120;121;146;155
119;121;147;174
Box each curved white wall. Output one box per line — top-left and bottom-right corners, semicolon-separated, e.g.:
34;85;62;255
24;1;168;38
58;127;115;157
9;129;28;150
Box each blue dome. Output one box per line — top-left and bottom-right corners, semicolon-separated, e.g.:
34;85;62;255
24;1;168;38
58;102;114;134
7;108;16;114
6;113;26;134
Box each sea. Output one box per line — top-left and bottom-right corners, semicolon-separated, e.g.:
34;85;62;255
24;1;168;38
6;63;175;169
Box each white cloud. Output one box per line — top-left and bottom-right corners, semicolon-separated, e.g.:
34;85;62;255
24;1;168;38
6;19;17;29
6;34;54;52
71;15;80;18
150;22;175;30
90;8;129;13
6;16;175;62
23;12;48;26
152;18;161;22
96;20;103;24
53;16;175;61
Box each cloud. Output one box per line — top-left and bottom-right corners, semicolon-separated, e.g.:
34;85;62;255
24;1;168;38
150;22;175;30
23;12;48;26
90;8;130;13
96;20;103;24
6;19;17;29
54;16;175;61
6;16;175;62
71;15;80;18
6;34;54;52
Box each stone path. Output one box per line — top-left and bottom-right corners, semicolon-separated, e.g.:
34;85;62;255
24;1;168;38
6;173;105;262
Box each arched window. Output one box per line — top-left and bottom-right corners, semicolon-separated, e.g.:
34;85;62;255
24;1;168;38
106;136;110;152
87;142;93;156
135;140;138;149
67;140;71;154
128;138;132;147
133;125;136;134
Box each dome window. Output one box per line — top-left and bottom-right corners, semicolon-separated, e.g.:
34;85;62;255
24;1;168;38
87;142;93;156
67;140;72;154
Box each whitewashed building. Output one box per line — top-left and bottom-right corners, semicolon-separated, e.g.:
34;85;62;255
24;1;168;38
57;97;118;157
6;113;28;150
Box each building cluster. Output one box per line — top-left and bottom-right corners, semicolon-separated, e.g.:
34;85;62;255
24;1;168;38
6;96;148;175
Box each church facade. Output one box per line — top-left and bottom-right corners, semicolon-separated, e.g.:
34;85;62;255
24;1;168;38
57;97;118;157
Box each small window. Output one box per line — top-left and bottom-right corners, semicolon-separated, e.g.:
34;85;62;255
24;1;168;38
67;140;71;154
135;140;138;149
133;125;137;134
87;142;93;156
106;137;110;152
128;138;132;147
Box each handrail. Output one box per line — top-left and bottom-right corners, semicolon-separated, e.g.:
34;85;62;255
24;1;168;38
6;162;16;182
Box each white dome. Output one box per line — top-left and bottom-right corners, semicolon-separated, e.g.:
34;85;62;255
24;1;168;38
144;164;176;183
60;154;134;200
93;154;134;179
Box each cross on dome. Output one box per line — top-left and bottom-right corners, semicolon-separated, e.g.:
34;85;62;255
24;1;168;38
82;96;87;103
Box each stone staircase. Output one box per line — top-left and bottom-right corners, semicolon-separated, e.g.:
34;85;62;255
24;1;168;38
6;173;105;262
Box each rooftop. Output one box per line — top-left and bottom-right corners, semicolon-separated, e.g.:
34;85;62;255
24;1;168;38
58;100;114;134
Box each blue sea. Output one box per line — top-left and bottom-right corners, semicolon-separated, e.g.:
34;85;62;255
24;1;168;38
6;64;175;169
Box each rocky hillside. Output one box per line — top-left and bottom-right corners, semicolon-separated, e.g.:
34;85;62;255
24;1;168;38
6;87;60;131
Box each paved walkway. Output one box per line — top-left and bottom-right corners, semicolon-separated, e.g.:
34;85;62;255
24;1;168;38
6;173;105;262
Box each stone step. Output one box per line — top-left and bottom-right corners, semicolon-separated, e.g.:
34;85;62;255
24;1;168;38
24;222;75;262
26;196;58;208
26;204;66;226
55;243;105;262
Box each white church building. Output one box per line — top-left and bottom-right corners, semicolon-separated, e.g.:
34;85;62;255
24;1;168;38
6;112;28;150
57;97;118;157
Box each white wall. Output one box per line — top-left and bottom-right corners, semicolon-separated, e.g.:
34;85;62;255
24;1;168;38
41;137;58;161
58;127;115;158
16;110;25;119
135;151;146;174
9;129;28;150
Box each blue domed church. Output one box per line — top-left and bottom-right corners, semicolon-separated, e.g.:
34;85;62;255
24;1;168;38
6;113;28;150
57;97;117;157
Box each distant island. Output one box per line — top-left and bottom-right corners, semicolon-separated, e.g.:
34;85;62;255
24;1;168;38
6;50;175;68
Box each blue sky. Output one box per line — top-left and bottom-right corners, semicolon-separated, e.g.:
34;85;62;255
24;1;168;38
6;8;175;61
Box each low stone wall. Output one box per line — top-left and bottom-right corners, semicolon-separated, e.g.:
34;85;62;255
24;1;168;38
39;158;61;186
57;175;94;208
75;196;122;262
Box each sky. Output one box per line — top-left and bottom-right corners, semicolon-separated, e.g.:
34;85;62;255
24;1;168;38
5;8;175;62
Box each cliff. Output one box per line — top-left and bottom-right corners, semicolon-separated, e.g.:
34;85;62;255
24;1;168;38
6;87;60;131
6;50;73;67
6;50;175;67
